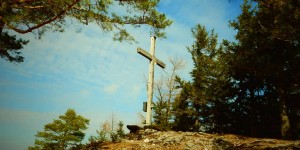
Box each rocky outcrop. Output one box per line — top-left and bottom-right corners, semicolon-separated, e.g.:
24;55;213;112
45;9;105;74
101;129;300;150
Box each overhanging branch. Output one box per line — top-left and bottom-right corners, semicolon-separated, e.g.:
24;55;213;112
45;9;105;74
4;0;81;34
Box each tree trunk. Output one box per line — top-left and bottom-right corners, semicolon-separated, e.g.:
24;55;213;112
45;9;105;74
279;89;290;139
0;16;4;33
249;87;257;137
249;76;257;137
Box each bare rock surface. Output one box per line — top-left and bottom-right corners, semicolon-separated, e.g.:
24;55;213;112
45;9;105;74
99;129;300;150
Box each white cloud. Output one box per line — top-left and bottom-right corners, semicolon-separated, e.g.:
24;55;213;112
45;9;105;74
103;84;119;94
80;89;91;96
0;1;242;149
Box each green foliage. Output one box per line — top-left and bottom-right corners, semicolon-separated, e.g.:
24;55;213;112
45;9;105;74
87;120;125;146
0;31;28;63
28;109;89;150
92;128;109;143
97;129;109;142
85;121;111;149
153;98;170;130
172;24;233;132
228;0;300;139
172;79;196;131
110;121;125;143
0;0;172;63
169;0;300;140
89;121;110;144
116;121;125;138
110;131;120;143
153;58;185;130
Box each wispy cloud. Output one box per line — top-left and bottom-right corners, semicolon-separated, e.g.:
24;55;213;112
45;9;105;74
103;84;119;94
0;1;242;149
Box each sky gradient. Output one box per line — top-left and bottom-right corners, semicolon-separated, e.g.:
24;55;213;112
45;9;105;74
0;0;242;149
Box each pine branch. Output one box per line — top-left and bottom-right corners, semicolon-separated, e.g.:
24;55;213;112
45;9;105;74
4;0;81;34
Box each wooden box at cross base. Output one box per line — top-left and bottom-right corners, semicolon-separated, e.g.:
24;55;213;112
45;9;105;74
143;102;147;112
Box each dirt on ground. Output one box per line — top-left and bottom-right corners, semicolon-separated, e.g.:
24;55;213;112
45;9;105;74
96;129;300;150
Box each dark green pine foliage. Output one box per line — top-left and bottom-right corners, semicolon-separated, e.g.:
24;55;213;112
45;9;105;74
152;58;185;130
172;78;196;131
153;97;171;130
168;0;299;140
173;25;233;133
28;109;89;150
1;0;172;63
226;1;281;138
116;121;125;138
229;0;300;139
0;32;28;63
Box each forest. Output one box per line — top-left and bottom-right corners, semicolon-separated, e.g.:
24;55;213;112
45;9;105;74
153;0;300;140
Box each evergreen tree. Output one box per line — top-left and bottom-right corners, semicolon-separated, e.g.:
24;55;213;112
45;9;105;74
153;58;185;130
172;78;196;131
171;0;299;140
0;32;28;62
153;97;169;130
28;109;89;150
229;0;300;139
89;121;110;144
173;24;232;133
110;120;125;142
116;121;125;138
1;0;172;63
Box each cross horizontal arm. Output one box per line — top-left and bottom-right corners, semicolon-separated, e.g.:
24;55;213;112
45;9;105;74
155;58;166;69
137;47;166;69
137;48;152;61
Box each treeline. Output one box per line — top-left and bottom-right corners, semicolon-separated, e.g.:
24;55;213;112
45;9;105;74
153;0;299;140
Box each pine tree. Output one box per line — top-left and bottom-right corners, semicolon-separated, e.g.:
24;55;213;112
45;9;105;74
173;24;233;132
153;58;185;130
116;121;125;138
1;0;172;63
229;0;300;139
28;109;89;150
172;78;196;131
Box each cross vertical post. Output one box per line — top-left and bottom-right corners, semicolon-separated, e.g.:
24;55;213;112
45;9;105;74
137;36;165;125
146;36;155;125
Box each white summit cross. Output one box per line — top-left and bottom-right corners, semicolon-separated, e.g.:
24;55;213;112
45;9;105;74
137;36;166;125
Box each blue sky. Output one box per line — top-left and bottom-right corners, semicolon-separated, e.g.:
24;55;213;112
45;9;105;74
0;0;242;149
